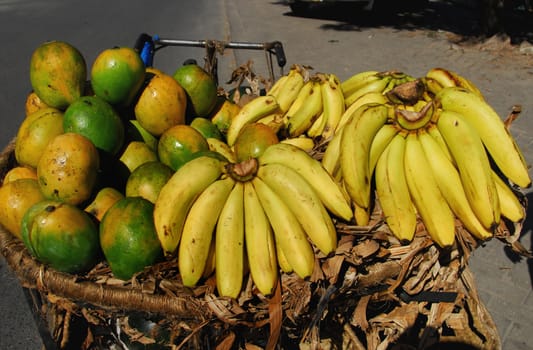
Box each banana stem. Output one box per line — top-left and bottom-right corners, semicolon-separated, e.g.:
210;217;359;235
226;158;259;182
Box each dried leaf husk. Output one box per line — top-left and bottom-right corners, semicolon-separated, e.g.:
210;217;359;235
1;138;525;350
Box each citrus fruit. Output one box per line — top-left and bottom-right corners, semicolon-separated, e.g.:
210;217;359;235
119;141;158;173
25;91;49;116
125;119;158;151
29;40;87;110
21;199;100;273
84;187;124;221
233;122;279;162
190;117;223;140
15;107;64;168
157;124;209;171
37;133;100;206
0;178;45;239
134;72;187;136
172;64;217;118
99;196;163;280
3;166;38;183
210;97;241;136
63;95;125;156
90;46;145;106
125;161;173;203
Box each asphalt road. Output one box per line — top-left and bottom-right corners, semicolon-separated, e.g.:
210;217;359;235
1;1;533;349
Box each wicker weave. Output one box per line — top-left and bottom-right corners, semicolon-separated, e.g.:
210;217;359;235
0;138;509;350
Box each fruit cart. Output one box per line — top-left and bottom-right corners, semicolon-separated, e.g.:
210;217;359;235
0;34;530;350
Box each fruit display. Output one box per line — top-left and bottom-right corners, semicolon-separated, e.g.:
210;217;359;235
0;39;529;349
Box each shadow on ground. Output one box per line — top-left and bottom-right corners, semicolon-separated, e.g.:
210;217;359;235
275;0;533;45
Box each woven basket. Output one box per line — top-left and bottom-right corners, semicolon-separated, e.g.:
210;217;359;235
0;138;515;350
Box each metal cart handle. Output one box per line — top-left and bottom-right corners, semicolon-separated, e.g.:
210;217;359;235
133;33;287;84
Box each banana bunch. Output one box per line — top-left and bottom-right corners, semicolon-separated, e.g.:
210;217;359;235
226;65;353;146
326;67;529;247
153;142;352;298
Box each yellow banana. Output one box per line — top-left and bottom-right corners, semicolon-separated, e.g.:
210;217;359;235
436;109;500;230
341;70;380;98
154;156;224;255
336;91;388;134
492;171;525;222
178;176;235;287
368;123;400;175
252;176;315;279
226;95;281;146
353;201;370;226
306;111;327;138
394;100;435;131
285;80;314;120
404;132;456;248
344;76;392;107
426;67;483;99
281;136;316;152
215;181;245;298
207;137;236;163
286;80;323;137
275;236;293;273
375;133;417;242
257;111;285;134
269;66;305;113
243;181;278;296
426;123;454;164
340;103;390;211
418;129;492;240
259;142;353;221
320;73;345;140
267;74;288;97
436;87;531;188
321;125;343;176
257;163;337;255
202;238;216;279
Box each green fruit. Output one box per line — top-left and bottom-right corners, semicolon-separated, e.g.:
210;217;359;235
63;95;125;155
190;117;223;140
100;197;163;280
29;40;87;110
173;64;217;118
21;200;100;274
91;46;145;106
157;124;209;171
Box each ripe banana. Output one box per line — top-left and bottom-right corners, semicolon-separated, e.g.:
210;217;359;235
353;201;371;226
207;137;236;163
394;100;434;131
492;171;525;222
306;111;327;138
404;132;456;248
226;95;281;146
321;125;343;177
426;123;453;164
257;163;337;255
252;176;315;279
178;176;235;287
285;79;314;119
418;130;492;240
280;136;316;152
344;76;392;107
426;67;483;99
215;181;245;298
243;181;278;296
257;111;285;134
341;70;380;98
368;123;400;175
340;103;390;211
320;73;345;140
436;109;500;230
375;133;417;242
154;156;225;255
336;91;388;133
267;74;288;97
275;236;293;273
269;66;305;113
259;142;353;221
286;80;323;137
436;87;531;188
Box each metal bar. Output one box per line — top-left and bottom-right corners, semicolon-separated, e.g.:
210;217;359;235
155;38;276;51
